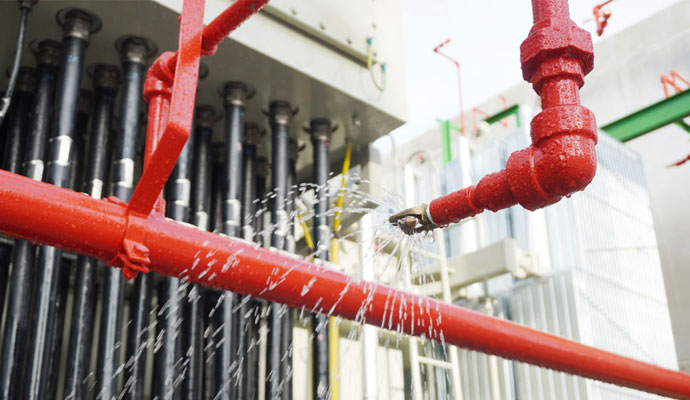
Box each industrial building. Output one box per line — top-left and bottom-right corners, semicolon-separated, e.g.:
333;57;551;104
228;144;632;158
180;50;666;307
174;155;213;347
0;0;688;399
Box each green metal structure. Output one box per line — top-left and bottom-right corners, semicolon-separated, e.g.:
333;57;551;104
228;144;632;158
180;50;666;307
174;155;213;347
601;89;690;142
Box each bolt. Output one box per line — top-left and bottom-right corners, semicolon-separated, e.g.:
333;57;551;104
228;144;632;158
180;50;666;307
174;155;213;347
55;8;102;41
30;39;62;68
218;81;255;107
88;63;121;91
114;35;158;65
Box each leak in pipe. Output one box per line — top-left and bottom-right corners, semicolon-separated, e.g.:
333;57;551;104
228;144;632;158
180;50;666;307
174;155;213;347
0;38;60;400
306;118;337;400
64;64;120;399
23;8;100;399
391;0;598;235
1;0;690;398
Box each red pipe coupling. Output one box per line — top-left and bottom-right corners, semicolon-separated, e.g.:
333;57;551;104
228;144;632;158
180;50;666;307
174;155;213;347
427;0;597;228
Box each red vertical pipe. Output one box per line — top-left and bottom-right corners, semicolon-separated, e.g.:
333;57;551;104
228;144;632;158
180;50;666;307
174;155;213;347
427;0;597;227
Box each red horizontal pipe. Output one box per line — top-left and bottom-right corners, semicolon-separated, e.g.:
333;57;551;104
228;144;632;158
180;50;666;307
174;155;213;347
1;170;689;399
427;0;597;227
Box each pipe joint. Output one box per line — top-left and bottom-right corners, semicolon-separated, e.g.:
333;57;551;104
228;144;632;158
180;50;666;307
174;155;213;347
194;104;221;130
30;39;62;68
304;118;337;144
245;122;266;147
55;8;102;41
11;66;37;94
143;52;176;102
115;35;158;65
267;100;297;126
88;63;122;92
520;18;593;83
218;81;255;107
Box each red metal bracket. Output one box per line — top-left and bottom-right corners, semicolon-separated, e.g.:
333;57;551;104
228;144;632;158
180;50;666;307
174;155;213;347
113;0;269;279
593;0;615;36
433;38;465;135
661;69;690;98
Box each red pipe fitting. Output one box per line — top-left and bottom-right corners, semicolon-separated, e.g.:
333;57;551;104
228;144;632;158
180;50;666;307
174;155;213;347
427;0;597;227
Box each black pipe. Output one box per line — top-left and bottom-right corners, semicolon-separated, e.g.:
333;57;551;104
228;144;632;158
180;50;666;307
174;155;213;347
242;122;264;400
2;66;36;174
0;0;36;127
215;81;254;399
0;38;60;400
183;105;218;400
102;35;156;400
204;157;225;400
153;91;197;400
63;64;120;400
0;66;35;321
42;89;93;400
0;243;11;322
266;100;296;399
279;137;301;400
306;118;336;400
255;156;268;245
23;9;100;399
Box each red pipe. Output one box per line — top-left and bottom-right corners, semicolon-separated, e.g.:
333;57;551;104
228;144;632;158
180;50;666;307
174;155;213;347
0;170;689;398
433;39;465;135
201;0;270;55
427;0;597;228
1;0;689;397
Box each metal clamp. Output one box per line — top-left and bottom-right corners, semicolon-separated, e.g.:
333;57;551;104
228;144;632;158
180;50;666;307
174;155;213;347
388;203;437;235
106;196;151;279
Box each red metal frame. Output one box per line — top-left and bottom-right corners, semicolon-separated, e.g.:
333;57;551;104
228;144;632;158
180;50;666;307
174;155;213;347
593;0;615;36
433;38;465;135
1;0;690;398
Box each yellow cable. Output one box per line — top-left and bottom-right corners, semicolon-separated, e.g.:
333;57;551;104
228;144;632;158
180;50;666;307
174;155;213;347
329;140;352;400
367;37;386;92
298;210;315;253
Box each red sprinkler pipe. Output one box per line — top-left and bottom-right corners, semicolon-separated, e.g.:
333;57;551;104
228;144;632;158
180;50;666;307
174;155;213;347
0;170;690;399
423;0;598;229
1;0;690;398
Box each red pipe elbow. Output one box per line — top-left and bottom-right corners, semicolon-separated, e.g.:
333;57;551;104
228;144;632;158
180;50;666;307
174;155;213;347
428;0;597;228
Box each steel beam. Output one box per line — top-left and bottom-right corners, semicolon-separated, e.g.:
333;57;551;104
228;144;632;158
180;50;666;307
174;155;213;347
601;89;690;142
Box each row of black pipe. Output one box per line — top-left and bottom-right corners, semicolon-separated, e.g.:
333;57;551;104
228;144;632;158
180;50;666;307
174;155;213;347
0;5;338;400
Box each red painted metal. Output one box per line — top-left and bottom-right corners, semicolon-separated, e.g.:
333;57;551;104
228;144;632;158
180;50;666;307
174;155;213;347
433;38;465;135
1;170;690;399
661;69;690;99
593;0;614;36
113;0;269;278
428;0;597;228
201;0;270;55
1;0;690;397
